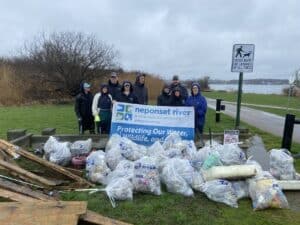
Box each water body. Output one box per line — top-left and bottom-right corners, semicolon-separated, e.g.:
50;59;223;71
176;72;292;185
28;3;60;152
209;84;289;94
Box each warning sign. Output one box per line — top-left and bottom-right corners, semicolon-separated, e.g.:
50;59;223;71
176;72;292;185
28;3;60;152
231;44;255;73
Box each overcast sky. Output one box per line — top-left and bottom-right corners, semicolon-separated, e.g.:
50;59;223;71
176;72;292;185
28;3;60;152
0;0;299;80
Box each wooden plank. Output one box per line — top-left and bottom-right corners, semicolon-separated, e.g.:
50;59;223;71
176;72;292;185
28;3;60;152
0;139;93;187
0;159;57;186
0;188;37;202
80;210;133;225
0;201;87;225
0;177;53;200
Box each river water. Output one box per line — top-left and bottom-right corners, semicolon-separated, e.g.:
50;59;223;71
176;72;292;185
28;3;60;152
209;84;289;94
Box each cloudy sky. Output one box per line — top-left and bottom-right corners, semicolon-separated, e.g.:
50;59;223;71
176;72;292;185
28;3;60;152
0;0;299;80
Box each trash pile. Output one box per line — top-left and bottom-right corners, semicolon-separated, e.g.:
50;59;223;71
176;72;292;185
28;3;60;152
42;134;299;210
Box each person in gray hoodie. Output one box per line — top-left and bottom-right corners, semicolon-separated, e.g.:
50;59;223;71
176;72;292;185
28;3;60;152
133;72;148;105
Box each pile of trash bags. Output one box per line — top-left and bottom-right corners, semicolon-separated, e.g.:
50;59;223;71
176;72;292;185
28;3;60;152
44;134;297;210
43;136;92;166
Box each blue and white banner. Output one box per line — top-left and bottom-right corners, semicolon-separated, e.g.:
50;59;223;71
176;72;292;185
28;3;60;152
110;102;195;145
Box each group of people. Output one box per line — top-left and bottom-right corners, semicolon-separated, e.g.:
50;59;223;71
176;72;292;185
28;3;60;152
74;72;207;140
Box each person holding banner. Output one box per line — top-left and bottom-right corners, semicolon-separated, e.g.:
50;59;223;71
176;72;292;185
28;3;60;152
92;84;113;134
75;82;95;134
170;86;185;106
116;81;139;104
185;82;207;144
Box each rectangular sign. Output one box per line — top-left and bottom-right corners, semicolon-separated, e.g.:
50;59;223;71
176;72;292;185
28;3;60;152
110;102;195;145
231;44;255;72
224;130;240;144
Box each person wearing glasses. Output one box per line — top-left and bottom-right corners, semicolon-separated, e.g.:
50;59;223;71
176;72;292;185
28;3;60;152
115;81;138;104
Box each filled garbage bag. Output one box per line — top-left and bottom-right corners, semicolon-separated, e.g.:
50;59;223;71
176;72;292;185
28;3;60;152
133;157;161;195
162;133;182;150
231;181;249;200
119;137;147;161
161;159;194;197
86;150;111;184
104;178;133;208
105;160;134;185
248;171;289;210
202;179;239;208
105;146;124;170
70;138;92;156
269;149;296;180
216;144;246;165
43;136;71;166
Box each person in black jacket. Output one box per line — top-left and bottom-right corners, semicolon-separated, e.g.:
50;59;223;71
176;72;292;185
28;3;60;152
75;82;95;134
108;72;121;100
133;72;148;105
169;75;188;100
170;86;185;106
157;84;171;106
92;84;113;134
116;81;139;104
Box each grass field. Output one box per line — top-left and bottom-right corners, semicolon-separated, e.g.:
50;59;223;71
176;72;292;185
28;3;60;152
1;104;300;225
202;91;300;118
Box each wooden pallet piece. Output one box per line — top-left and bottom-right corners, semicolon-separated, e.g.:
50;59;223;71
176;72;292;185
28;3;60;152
0;201;87;225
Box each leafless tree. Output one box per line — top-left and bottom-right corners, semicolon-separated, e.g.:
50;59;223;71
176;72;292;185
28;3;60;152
22;31;118;96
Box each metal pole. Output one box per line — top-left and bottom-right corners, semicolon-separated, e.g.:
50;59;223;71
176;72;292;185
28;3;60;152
281;114;295;150
216;99;221;122
235;72;243;128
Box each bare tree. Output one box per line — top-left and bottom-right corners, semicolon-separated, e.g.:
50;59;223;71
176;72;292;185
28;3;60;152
22;32;118;96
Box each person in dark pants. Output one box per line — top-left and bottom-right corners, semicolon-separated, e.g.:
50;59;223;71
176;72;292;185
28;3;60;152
92;84;113;134
170;87;185;106
116;81;139;104
75;82;95;134
108;72;122;100
185;82;207;145
157;84;171;106
169;75;188;100
133;72;148;105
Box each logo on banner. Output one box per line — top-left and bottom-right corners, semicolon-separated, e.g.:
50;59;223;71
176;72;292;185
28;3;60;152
116;104;133;121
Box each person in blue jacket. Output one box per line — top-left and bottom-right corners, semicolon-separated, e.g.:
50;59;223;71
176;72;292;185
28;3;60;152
185;82;207;144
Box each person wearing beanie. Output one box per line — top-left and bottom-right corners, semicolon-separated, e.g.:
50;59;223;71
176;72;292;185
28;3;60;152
92;84;113;134
169;75;188;100
115;81;139;104
170;86;185;106
185;82;207;145
157;84;172;106
133;72;148;105
108;72;122;100
75;82;95;134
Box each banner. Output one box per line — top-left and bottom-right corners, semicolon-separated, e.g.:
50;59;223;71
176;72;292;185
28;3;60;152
110;102;195;145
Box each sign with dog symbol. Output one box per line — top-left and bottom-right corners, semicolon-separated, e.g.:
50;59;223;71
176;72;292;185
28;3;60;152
231;44;255;72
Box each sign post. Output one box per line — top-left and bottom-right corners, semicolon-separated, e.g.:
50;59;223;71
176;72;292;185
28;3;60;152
231;44;255;128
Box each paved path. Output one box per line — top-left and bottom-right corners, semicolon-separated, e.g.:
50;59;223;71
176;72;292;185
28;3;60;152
207;98;300;144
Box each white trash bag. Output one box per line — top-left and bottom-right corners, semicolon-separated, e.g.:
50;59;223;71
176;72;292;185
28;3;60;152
231;181;249;200
105;146;124;170
162;133;182;150
147;141;168;171
202;179;238;208
105;134;122;151
119;137;147;161
216;144;246;165
161;159;194;197
105;160;134;185
86;150;111;184
70;138;92;156
104;178;133;208
133;157;161;195
269;149;296;180
248;171;289;210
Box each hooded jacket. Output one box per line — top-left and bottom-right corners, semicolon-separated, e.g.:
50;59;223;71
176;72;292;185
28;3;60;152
75;82;94;119
116;81;139;104
169;82;188;100
108;79;122;100
157;84;172;106
170;87;185;106
133;74;148;104
185;82;207;128
92;84;113;116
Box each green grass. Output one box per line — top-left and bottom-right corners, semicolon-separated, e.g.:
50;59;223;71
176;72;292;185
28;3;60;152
203;91;300;118
1;103;300;225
